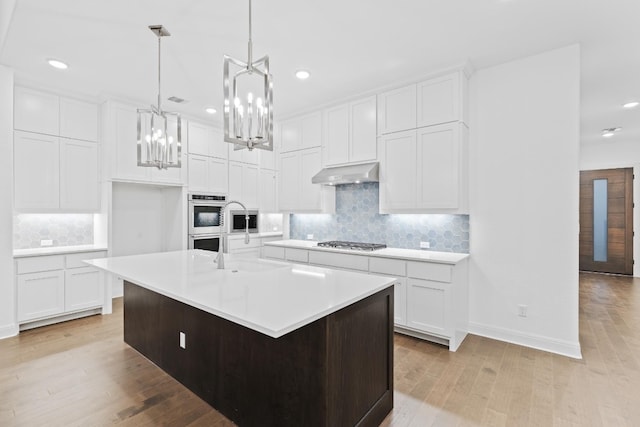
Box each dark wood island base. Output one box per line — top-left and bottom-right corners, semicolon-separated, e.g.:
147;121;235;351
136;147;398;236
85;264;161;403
124;281;394;427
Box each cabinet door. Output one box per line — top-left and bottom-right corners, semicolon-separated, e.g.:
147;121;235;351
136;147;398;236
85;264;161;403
14;131;60;210
393;277;407;326
228;161;243;201
299;148;322;210
188;154;209;192
242;164;259;208
417;73;460;128
377;84;416;135
187;121;209;156
60;138;99;211
301;112;322;149
379;130;416;211
407;278;446;336
349;96;377;163
259;148;277;170
324;104;349;166
14;87;59;136
279;152;299;211
259;169;277;212
59;98;99;142
416;124;459;209
280;118;300;153
210;128;228;159
65;267;104;311
113;104;151;182
17;270;65;322
209;157;229;194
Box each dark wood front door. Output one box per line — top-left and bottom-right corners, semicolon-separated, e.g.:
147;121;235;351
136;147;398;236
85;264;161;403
579;168;633;274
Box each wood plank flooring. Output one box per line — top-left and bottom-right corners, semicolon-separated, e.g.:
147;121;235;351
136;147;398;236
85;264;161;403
1;271;639;426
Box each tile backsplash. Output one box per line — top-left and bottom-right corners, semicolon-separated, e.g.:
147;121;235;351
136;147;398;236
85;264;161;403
13;214;94;249
290;182;469;253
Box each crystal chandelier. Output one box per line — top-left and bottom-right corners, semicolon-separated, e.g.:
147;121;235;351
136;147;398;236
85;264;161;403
223;0;273;151
137;25;182;169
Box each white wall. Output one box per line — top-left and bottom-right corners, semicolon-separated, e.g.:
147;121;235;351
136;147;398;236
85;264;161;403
469;45;581;358
580;141;640;276
0;65;16;338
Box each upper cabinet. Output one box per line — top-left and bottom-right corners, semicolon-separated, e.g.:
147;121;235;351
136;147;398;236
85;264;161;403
102;101;186;186
377;70;468;135
279;147;335;213
323;96;377;167
187;122;228;160
14;86;98;141
280;112;322;153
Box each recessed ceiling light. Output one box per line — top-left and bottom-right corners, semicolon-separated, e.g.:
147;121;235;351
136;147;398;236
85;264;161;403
623;101;639;109
602;127;622;138
205;107;217;114
47;59;68;70
295;70;310;80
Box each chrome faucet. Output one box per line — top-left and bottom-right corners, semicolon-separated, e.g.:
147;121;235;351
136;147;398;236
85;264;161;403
216;200;250;269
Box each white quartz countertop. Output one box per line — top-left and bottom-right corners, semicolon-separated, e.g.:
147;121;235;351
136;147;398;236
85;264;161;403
226;231;283;239
85;250;395;338
264;240;469;264
14;244;108;258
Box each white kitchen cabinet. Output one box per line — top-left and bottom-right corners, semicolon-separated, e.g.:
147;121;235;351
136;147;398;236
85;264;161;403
14;131;60;210
308;250;369;271
14;86;60;136
417;71;465;128
323;96;377;167
229;161;259;208
187;121;210;156
228;144;259;165
407;278;446;336
188;154;228;194
262;245;285;260
16;251;107;326
259;169;278;212
377;84;416;135
17;270;65;322
280;112;322;153
379;122;468;213
60;138;99;211
59;97;99;142
259;147;277;170
279;148;335;213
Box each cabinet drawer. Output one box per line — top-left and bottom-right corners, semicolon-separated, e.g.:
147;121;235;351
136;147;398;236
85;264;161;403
308;251;368;271
369;257;406;276
285;248;309;263
17;270;65;322
262;246;285;260
16;255;65;274
227;236;261;250
407;261;452;283
65;251;107;269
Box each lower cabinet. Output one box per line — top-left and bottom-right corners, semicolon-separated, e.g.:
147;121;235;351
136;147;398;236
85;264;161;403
261;245;468;351
227;235;284;258
16;251;107;326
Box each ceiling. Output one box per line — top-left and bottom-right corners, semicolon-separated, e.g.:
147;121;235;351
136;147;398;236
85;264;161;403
1;0;639;146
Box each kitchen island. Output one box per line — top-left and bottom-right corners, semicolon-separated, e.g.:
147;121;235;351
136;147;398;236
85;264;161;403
86;250;395;427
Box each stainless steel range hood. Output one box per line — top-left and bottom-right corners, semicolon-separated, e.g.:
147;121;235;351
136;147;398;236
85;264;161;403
311;162;379;185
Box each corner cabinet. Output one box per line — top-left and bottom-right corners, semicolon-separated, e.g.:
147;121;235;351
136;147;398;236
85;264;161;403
279;148;335;213
379;122;468;214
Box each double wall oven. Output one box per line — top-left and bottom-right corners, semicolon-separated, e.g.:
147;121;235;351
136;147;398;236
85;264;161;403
188;194;225;252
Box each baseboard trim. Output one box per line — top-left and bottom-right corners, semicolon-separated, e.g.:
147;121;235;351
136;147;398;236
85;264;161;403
468;321;582;359
0;323;19;340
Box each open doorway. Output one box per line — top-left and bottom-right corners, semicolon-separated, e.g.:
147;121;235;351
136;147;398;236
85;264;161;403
579;168;633;274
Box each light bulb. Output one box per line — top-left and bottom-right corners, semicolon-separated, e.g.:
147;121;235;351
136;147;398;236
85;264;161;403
247;92;253;103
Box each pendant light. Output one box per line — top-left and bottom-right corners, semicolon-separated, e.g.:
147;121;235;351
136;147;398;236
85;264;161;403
137;25;182;169
223;0;274;151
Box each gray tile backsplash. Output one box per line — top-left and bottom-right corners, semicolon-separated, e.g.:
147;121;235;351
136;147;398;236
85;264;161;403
290;182;469;253
13;214;94;249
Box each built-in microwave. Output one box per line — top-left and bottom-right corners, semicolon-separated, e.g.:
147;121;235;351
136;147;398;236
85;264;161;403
188;233;221;252
188;194;226;235
230;210;259;233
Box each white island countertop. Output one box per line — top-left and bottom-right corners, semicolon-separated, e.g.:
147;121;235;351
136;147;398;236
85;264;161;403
85;250;395;338
264;239;469;264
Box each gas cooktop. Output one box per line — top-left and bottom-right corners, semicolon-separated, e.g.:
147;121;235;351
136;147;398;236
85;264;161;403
317;241;387;251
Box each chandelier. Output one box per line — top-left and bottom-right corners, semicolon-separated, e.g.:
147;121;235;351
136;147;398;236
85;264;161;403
223;0;273;151
137;25;182;169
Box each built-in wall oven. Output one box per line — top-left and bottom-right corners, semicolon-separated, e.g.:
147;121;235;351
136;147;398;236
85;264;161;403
188;194;226;251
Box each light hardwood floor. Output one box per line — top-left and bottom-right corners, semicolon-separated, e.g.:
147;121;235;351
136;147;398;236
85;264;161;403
1;272;639;426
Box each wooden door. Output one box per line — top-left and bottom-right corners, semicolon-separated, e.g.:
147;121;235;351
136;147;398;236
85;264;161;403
579;168;633;274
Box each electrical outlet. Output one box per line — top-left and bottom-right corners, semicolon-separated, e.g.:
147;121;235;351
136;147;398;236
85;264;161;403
517;304;528;317
419;241;430;249
179;332;186;349
40;239;53;247
306;234;314;240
